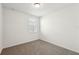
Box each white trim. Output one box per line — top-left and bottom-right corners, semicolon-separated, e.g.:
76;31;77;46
42;39;79;54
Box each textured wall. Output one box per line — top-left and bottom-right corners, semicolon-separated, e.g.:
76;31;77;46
41;4;79;53
3;7;40;48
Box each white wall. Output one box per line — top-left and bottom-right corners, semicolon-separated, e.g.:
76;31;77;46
3;7;40;48
41;4;79;53
0;4;2;54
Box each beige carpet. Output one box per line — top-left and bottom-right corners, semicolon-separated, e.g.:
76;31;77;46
1;39;79;55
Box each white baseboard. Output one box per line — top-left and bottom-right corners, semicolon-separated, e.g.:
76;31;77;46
42;39;79;54
0;48;3;54
3;39;38;49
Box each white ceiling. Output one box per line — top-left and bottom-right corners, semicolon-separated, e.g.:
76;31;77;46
2;3;74;16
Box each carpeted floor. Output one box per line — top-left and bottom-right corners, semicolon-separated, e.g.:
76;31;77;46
1;39;79;55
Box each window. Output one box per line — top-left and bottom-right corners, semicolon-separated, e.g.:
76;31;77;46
28;16;40;33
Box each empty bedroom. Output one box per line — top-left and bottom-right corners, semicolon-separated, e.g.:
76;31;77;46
0;3;79;55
